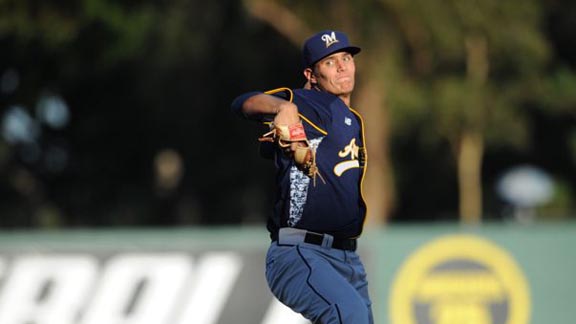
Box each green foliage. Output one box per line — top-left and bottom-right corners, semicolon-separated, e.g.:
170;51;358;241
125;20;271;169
539;67;576;111
82;0;157;63
0;0;81;48
0;0;158;64
537;178;575;220
384;0;549;153
1;0;574;225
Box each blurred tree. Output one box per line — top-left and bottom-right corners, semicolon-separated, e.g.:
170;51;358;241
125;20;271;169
0;0;160;227
0;0;304;228
383;0;556;224
0;0;574;228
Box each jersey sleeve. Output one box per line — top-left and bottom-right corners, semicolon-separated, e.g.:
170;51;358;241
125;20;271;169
230;91;262;119
230;88;294;122
292;90;333;139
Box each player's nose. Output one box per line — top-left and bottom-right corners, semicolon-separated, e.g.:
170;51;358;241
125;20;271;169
336;60;345;71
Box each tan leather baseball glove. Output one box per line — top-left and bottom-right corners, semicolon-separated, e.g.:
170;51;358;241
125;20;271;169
259;121;324;185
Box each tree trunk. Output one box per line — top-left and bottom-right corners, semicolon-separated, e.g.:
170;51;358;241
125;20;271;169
354;79;394;225
459;34;489;224
457;131;484;224
242;0;311;44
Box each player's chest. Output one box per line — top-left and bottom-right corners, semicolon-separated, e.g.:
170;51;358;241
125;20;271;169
326;108;362;148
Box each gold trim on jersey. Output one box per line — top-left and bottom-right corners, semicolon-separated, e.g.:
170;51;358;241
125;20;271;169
348;106;369;235
299;114;328;136
263;87;328;136
260;88;293;127
264;87;293;102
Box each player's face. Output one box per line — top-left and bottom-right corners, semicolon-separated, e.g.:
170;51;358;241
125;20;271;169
308;52;356;99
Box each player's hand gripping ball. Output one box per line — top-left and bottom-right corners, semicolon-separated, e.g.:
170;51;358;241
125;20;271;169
259;122;324;185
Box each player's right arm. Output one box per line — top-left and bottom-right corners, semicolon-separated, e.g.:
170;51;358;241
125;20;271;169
231;92;299;125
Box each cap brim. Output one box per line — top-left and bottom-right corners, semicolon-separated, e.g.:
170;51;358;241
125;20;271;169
310;46;361;66
345;46;361;56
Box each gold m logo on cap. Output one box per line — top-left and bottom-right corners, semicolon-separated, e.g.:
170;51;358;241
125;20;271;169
321;31;339;48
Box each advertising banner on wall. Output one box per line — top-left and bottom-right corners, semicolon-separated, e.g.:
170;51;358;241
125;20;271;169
0;230;307;324
0;224;574;324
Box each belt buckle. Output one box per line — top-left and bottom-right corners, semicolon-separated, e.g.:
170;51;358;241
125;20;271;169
322;234;334;249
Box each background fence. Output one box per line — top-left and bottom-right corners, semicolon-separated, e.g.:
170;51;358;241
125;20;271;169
0;222;574;324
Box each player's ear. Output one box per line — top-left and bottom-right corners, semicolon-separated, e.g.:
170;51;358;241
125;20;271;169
303;67;316;84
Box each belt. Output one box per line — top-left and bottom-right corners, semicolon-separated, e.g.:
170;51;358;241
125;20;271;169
273;228;357;251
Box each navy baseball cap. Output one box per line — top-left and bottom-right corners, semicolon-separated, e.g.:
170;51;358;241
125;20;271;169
302;30;361;67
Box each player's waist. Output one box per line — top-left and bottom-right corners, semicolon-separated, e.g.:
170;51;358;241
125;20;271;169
271;227;357;251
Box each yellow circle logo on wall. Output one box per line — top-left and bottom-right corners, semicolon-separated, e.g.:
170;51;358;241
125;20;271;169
389;235;530;324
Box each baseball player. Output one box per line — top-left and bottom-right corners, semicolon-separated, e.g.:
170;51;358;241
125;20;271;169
231;30;373;324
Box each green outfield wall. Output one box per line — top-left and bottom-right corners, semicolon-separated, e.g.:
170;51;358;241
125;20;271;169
0;223;574;324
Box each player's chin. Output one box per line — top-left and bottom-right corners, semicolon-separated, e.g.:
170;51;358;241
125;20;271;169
337;80;354;90
337;84;354;95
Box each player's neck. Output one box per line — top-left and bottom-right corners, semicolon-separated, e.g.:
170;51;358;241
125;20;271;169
338;94;351;106
312;85;352;106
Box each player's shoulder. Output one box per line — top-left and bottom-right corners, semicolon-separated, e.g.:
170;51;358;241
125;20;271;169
293;89;344;114
264;87;293;101
263;87;339;106
294;89;339;104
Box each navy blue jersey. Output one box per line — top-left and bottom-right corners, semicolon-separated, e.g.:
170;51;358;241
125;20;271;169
264;88;368;239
